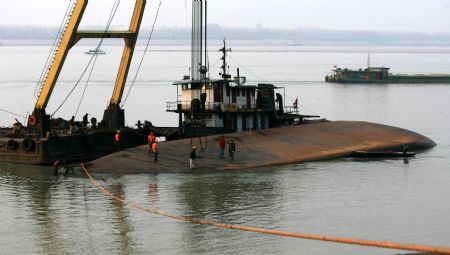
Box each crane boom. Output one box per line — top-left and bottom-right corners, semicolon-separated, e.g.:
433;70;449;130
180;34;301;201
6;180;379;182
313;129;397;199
29;0;147;137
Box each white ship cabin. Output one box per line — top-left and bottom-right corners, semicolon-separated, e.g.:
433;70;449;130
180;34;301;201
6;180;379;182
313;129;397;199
166;0;298;136
167;76;281;133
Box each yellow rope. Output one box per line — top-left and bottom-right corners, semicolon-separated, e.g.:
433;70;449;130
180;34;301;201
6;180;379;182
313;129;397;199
81;163;450;254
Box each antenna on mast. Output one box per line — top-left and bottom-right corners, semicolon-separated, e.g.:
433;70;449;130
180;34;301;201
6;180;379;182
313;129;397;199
191;0;207;80
184;0;188;28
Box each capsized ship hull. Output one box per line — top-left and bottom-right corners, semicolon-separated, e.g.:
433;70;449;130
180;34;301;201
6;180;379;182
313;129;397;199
88;121;436;173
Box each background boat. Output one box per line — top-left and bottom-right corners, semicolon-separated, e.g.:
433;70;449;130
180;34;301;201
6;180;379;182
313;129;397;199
85;48;106;55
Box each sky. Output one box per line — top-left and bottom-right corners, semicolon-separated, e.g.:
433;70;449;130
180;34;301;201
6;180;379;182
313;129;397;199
1;0;450;33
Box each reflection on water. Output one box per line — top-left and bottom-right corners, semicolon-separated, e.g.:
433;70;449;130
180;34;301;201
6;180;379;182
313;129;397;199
177;172;282;254
1;46;450;254
110;183;139;255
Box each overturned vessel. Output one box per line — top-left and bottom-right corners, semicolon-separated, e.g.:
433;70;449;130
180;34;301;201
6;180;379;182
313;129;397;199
87;1;436;173
89;121;436;173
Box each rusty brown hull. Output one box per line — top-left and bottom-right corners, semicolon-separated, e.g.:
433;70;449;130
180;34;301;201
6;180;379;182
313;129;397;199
89;121;436;173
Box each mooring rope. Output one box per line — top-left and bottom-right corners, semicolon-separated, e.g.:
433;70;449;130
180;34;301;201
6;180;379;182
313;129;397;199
80;163;450;254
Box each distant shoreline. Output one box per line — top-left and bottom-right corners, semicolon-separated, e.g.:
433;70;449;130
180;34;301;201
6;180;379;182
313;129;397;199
2;24;450;47
2;39;450;48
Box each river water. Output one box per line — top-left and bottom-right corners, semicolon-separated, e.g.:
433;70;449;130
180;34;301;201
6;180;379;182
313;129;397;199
1;44;450;254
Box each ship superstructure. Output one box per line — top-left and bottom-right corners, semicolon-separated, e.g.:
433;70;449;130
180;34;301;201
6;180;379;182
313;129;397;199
167;0;308;137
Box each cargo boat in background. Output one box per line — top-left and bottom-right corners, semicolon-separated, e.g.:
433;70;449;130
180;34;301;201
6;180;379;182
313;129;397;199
325;55;450;83
85;48;106;55
325;66;450;83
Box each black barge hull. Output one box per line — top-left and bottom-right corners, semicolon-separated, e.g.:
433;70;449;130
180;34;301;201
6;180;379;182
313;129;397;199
0;129;147;165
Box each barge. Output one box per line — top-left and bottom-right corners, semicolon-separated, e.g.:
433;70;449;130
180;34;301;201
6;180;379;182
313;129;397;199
325;55;450;83
325;66;450;83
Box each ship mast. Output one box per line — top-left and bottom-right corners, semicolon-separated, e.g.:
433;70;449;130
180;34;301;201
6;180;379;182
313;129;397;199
219;39;232;79
191;0;207;80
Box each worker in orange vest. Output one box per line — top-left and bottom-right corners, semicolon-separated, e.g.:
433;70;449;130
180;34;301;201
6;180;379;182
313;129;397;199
152;139;158;162
115;130;122;151
148;132;155;153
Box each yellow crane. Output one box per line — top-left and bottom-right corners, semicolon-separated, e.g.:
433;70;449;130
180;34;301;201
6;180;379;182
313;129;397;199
29;0;146;137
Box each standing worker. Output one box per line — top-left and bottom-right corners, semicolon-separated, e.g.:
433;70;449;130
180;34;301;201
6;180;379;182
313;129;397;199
69;116;75;134
152;139;158;162
148;132;156;153
115;130;121;151
82;113;89;127
228;140;236;162
90;116;97;130
189;146;197;169
218;135;226;158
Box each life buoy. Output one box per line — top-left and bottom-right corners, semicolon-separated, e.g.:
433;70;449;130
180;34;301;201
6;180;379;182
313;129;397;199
21;138;36;152
7;139;18;150
29;115;37;126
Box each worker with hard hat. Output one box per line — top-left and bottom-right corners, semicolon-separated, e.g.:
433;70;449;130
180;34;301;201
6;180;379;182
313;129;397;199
115;129;122;151
152;139;158;162
148;131;156;153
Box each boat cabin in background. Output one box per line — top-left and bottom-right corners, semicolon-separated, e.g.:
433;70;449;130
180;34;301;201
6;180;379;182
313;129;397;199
326;67;390;83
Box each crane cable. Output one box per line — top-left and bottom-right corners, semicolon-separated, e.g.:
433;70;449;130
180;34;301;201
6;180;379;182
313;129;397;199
51;1;121;117
227;55;320;116
121;1;163;108
74;0;121;118
34;0;75;99
0;108;27;119
80;163;450;255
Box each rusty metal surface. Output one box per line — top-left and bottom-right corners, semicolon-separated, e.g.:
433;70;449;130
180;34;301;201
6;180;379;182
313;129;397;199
90;121;436;173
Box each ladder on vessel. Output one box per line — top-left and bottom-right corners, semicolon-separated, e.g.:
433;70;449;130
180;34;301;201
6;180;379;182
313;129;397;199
34;0;78;98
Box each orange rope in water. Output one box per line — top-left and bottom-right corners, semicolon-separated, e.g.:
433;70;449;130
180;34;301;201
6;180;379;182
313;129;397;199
81;163;450;254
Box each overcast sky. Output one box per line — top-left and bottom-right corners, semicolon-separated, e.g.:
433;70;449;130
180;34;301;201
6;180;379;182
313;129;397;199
1;0;450;33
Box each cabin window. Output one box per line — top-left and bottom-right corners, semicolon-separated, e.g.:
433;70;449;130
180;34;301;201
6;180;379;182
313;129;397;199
251;89;255;97
241;88;245;97
226;86;230;97
213;84;220;102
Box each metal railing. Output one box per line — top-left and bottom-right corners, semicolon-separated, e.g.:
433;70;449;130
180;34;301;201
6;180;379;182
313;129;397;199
166;101;257;112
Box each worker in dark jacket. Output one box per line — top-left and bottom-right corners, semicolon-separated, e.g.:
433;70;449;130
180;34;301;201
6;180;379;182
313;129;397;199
82;113;89;127
228;140;236;162
69;116;75;134
189;146;197;169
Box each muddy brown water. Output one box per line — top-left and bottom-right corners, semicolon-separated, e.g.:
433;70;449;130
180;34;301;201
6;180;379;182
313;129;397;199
1;45;450;254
